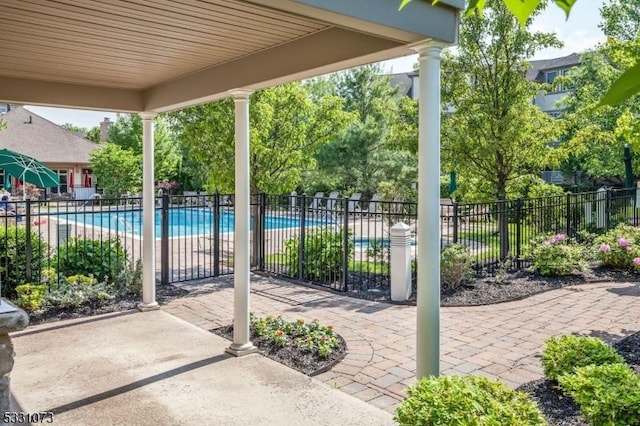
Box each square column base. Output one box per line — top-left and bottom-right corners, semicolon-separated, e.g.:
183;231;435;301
137;302;160;312
225;343;258;357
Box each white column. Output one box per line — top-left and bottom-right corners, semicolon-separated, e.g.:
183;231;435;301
226;90;257;356
138;112;159;311
413;41;444;378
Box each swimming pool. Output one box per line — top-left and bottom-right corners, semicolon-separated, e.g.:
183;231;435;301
58;208;320;237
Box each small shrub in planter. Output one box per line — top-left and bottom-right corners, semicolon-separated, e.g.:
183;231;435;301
541;335;624;381
558;363;640;426
285;229;353;282
54;237;128;283
441;244;474;290
595;224;640;269
394;375;546;426
525;233;584;276
14;283;48;313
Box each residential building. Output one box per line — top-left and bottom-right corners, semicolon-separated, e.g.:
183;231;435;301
527;53;580;117
0;105;99;198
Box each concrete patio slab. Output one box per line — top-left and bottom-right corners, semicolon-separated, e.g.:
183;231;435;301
10;310;394;426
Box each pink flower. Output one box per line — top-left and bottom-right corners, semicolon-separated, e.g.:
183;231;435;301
617;237;630;248
555;233;566;242
633;258;640;266
599;243;611;252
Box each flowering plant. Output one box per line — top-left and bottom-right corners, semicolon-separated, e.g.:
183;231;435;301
525;233;584;276
156;180;179;193
594;224;640;269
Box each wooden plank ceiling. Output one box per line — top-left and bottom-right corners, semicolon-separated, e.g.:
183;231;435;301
0;0;329;89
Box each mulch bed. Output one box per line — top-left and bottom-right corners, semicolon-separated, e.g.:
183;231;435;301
346;266;640;306
517;331;640;426
26;283;189;325
212;323;347;376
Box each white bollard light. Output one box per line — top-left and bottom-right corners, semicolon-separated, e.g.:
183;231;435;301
390;222;412;302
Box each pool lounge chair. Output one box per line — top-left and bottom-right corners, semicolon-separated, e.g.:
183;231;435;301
347;193;361;213
360;194;381;216
325;191;340;212
309;192;324;213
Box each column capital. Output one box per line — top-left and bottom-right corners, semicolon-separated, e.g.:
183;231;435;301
410;40;447;57
139;111;157;120
228;89;254;100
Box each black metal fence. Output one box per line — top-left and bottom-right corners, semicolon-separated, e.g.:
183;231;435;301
1;188;636;298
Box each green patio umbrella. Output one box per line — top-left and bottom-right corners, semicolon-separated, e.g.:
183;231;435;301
448;171;458;198
624;144;634;189
0;148;59;199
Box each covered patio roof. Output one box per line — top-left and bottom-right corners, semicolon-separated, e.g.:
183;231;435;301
0;0;461;113
0;0;462;380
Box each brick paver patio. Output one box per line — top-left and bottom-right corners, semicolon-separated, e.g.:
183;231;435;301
163;275;640;414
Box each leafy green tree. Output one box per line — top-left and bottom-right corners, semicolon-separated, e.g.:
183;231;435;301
169;82;352;194
90;144;141;197
402;0;640;106
560;0;640;183
108;114;181;183
86;126;101;143
310;65;406;198
60;123;89;136
441;0;563;258
335;64;398;123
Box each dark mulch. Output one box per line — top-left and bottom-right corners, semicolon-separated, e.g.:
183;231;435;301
346;266;640;306
26;283;189;325
212;323;347;376
517;330;640;426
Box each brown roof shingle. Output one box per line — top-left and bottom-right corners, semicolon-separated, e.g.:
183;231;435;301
0;106;98;165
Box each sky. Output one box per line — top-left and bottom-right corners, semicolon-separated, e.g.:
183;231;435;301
26;0;607;129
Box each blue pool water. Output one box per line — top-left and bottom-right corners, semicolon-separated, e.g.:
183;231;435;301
59;208;318;237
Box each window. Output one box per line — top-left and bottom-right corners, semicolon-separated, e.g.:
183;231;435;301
545;71;558;85
51;170;68;194
546;68;572;93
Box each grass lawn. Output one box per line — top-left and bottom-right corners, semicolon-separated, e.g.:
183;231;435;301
459;223;538;257
264;253;389;275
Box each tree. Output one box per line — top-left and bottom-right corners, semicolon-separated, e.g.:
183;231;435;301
169;82;352;194
401;0;640;106
441;0;563;258
560;0;640;184
60;123;89;136
86;126;101;143
108;114;181;183
310;65;407;198
90;144;142;197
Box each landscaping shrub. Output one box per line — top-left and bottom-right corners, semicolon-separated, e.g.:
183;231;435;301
558;363;640;426
440;244;474;290
250;314;340;358
45;274;113;309
54;237;127;282
0;225;50;298
285;229;353;281
525;233;584;276
112;259;143;296
14;283;48;313
394;375;546;426
541;335;625;381
594;224;640;269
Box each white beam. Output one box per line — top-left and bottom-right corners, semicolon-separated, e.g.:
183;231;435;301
138;112;159;311
414;41;444;378
226;89;257;357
